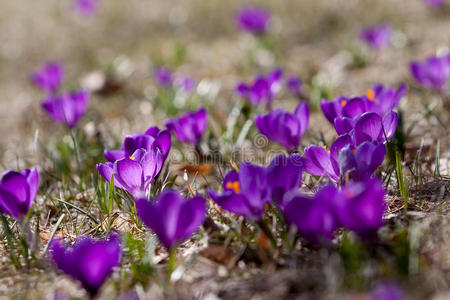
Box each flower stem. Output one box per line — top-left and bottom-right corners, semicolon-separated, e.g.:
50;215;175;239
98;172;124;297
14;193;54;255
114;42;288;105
257;219;277;250
167;247;177;279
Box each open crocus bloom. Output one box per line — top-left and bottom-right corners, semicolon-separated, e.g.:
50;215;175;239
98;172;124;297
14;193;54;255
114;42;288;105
207;162;270;220
0;167;39;220
321;84;405;124
410;54;450;94
136;189;206;250
103;126;171;162
165;108;208;145
41;90;90;128
359;24;392;50
97;147;164;196
334;178;386;239
236;68;283;107
266;153;304;208
283;185;341;244
255;101;309;152
50;234;121;297
235;5;270;35
30;62;64;93
302;134;352;181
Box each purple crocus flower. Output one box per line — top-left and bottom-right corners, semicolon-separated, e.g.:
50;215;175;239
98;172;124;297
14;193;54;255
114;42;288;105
410;54;450;94
285;75;304;98
165;108;208;145
235;6;270;35
351;111;398;145
370;281;406;300
283;185;341;244
103;126;171;162
321;84;405;124
136;189;206;250
74;0;99;16
302;134;352;181
255;101;309;152
236;68;283;107
334;178;386;238
31;62;64;93
338;141;386;181
50;234;121;296
266;153;304;208
359;24;392;50
97;147;164;196
154;67;174;88
207;162;270;220
0;167;39;220
41;90;90;128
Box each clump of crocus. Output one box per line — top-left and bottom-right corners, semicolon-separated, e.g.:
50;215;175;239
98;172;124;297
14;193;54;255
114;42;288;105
41;90;90;129
266;153;304;208
0;167;39;220
236;68;283;107
321;84;405;124
334;178;386;239
31;62;64;94
73;0;99;16
285;75;305;99
135;189;206;250
283;185;341;244
207;162;270;220
410;54;450;95
50;234;121;297
255;102;309;152
165;108;208;145
235;5;270;35
359;24;392;50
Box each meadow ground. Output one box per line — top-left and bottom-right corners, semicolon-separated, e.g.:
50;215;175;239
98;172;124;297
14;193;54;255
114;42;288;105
0;0;449;299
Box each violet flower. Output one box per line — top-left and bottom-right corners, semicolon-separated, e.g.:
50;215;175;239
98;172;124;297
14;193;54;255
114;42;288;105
359;24;392;50
50;234;121;296
338;141;386;181
283;185;341;244
235;6;270;35
103;126;171;162
285;75;304;98
255;101;309;152
207;162;270;220
154;67;174;88
334;178;386;239
236;68;283;107
321;84;405;124
41;90;90;128
0;167;39;220
266;153;304;208
410;54;450;94
175;76;196;93
74;0;99;16
31;62;64;93
302;134;352;181
136;189;206;250
97;147;164;196
370;281;406;300
165;108;208;145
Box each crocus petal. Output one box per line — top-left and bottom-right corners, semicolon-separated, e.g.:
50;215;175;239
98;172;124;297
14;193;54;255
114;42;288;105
113;159;143;195
294;102;309;137
334;117;355;135
104;150;125;162
354;112;383;146
381;111;398;140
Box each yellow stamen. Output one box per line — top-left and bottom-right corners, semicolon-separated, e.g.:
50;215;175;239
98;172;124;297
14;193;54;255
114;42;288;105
351;149;356;154
129;156;135;160
322;145;327;150
366;89;375;101
340;99;347;107
226;181;241;194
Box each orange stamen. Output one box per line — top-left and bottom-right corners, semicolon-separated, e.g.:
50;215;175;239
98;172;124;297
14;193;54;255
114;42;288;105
340;99;347;107
366;89;375;101
226;181;241;194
